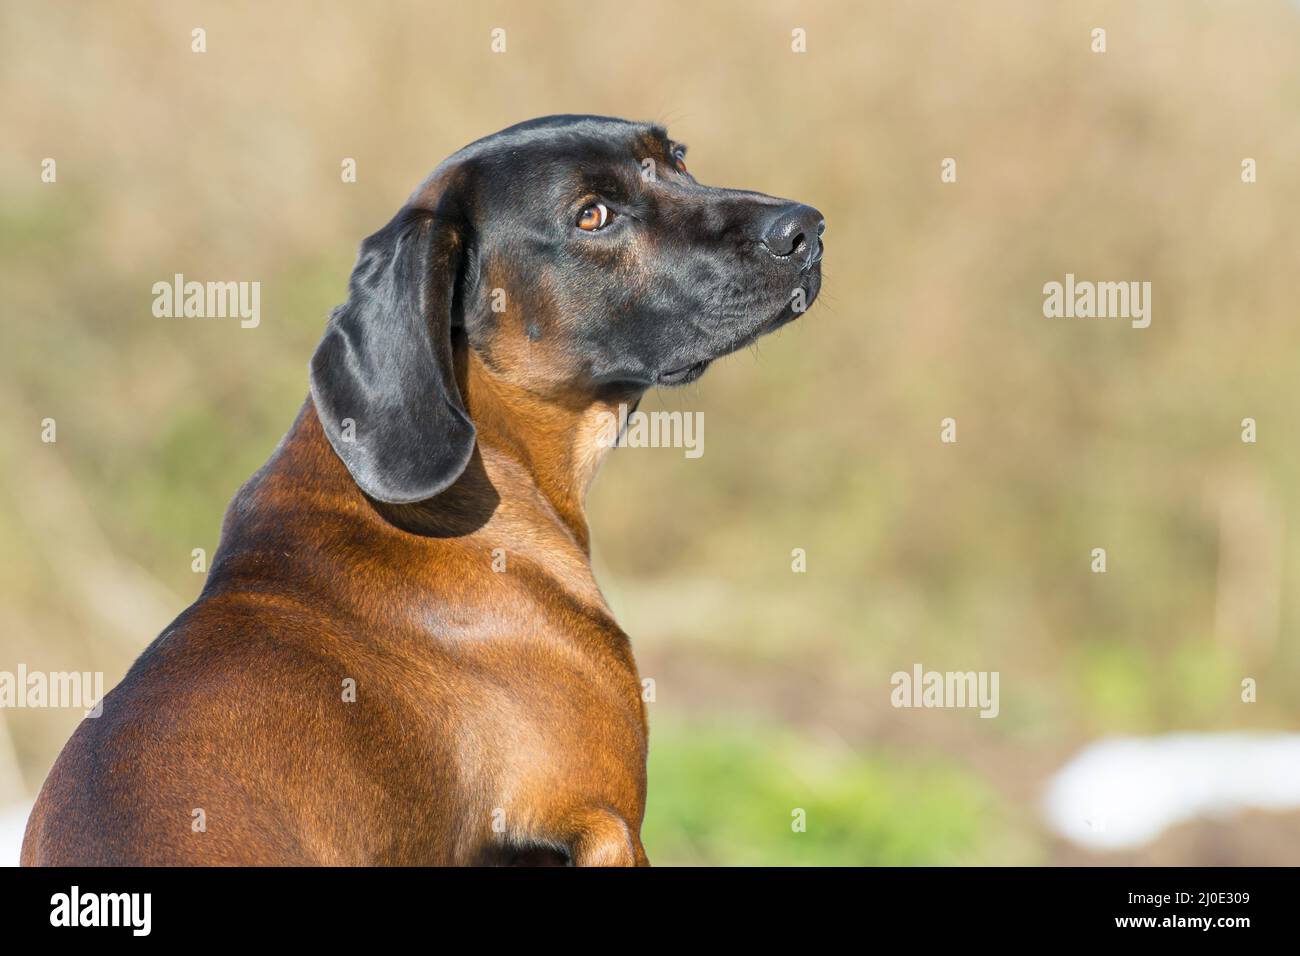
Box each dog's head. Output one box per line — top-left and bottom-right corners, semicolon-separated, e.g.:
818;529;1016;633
311;115;824;503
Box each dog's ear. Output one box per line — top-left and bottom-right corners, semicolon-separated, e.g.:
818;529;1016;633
309;206;475;504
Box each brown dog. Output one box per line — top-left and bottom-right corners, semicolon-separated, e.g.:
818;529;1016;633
22;116;824;865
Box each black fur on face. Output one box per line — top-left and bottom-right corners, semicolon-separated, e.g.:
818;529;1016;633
447;115;825;391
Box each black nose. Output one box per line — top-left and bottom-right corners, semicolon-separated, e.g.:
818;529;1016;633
760;203;825;267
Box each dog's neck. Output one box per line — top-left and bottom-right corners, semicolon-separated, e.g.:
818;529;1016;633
457;351;638;554
242;358;636;589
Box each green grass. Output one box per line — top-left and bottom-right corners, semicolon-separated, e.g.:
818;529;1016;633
643;719;1031;866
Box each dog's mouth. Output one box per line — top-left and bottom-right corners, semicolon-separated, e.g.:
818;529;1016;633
655;262;822;388
657;360;711;386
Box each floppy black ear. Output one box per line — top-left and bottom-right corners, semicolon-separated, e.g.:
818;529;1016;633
309;207;475;504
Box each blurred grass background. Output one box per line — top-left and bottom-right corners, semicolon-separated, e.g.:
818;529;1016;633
2;0;1299;864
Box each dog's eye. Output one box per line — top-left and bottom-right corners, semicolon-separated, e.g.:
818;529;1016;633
576;202;612;231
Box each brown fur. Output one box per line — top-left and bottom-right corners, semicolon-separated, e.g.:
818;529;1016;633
22;344;648;866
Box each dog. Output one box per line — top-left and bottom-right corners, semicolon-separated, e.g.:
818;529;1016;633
22;115;824;866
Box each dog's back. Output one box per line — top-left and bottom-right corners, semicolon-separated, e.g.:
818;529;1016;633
24;402;648;865
23;408;439;864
